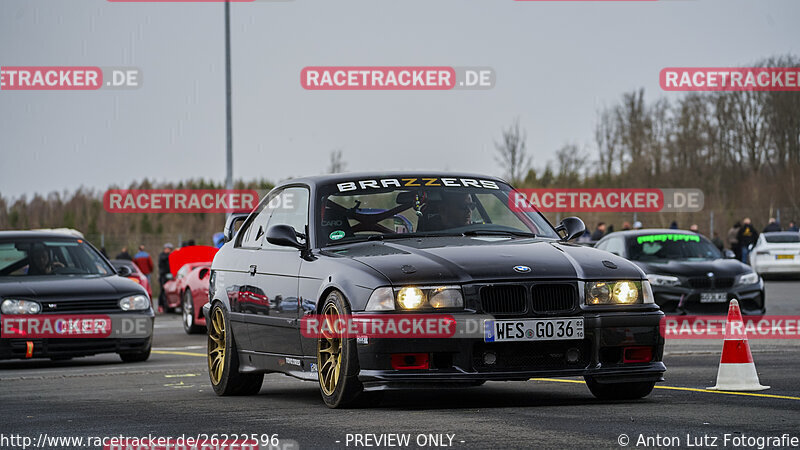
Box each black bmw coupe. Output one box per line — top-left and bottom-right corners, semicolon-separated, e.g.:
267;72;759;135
205;173;666;407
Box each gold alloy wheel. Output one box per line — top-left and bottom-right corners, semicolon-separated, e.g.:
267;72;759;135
208;307;226;385
317;302;342;396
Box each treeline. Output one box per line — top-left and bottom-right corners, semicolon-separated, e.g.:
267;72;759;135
509;54;800;235
0;178;274;256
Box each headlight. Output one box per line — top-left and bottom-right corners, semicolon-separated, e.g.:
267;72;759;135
646;274;681;287
736;272;760;286
585;281;643;305
119;294;150;311
1;299;41;314
365;286;464;311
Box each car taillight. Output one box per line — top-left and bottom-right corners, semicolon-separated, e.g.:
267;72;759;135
623;346;653;363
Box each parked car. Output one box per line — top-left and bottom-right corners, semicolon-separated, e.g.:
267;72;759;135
749;232;800;277
595;229;764;314
0;231;153;361
162;245;218;314
110;259;152;298
204;172;665;408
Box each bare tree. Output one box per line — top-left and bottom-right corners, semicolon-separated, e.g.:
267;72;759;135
328;148;346;174
494;119;530;185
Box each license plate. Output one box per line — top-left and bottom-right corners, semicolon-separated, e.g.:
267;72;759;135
699;292;727;303
776;254;794;260
484;318;584;342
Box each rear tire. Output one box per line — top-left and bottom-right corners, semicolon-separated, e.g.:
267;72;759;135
317;290;373;408
183;291;203;334
584;376;656;400
208;303;263;396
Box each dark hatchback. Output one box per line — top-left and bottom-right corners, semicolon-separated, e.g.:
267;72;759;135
595;229;764;314
205;172;666;408
0;231;154;361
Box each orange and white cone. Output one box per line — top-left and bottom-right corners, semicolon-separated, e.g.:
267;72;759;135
708;299;769;391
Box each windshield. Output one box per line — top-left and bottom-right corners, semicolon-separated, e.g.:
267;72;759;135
627;233;722;261
764;233;800;244
0;238;115;277
316;176;558;246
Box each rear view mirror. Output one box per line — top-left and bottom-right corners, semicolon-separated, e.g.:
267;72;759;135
725;250;736;259
117;266;133;277
266;225;304;250
555;217;586;241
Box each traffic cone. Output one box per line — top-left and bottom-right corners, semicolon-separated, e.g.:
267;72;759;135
707;299;769;391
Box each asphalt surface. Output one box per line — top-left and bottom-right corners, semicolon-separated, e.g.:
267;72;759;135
2;281;800;450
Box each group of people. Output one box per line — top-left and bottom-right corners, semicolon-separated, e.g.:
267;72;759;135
114;242;175;313
726;218;799;263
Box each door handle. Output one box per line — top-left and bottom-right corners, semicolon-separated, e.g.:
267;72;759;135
249;264;257;276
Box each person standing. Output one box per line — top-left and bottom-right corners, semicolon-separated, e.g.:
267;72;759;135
788;221;799;232
737;218;758;264
133;245;154;280
157;243;174;313
590;222;606;241
689;224;700;234
763;217;781;233
115;246;132;261
727;222;741;260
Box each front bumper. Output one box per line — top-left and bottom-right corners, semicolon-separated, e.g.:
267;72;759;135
652;282;765;314
355;310;665;390
0;311;154;360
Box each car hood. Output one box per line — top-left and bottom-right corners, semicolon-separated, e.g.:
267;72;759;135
0;275;145;300
632;259;750;278
324;236;643;284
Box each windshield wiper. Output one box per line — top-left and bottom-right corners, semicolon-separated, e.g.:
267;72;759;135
462;230;538;238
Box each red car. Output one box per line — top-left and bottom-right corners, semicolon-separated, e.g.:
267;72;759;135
111;259;152;298
161;246;218;334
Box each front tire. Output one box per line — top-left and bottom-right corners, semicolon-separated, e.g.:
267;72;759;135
317;290;371;408
208;303;263;396
584;376;656;400
183;291;203;334
119;344;151;363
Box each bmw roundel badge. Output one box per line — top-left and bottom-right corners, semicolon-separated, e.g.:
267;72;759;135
513;265;531;273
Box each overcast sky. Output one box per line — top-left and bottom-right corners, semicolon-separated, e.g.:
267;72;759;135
1;0;799;200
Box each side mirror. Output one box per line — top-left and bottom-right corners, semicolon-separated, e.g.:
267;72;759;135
555;216;586;242
266;224;304;250
224;213;250;243
725;249;736;259
117;266;133;277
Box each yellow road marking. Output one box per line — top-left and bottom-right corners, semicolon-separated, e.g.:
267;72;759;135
530;378;800;401
152;350;205;357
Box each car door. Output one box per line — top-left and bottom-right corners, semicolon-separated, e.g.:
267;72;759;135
246;187;309;356
225;197;275;350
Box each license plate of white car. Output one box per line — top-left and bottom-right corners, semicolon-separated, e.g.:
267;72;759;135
699;292;727;303
484;318;584;342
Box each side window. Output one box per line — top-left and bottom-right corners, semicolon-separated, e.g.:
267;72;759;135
262;187;310;250
595;240;607;251
606;237;625;257
237;194;278;249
